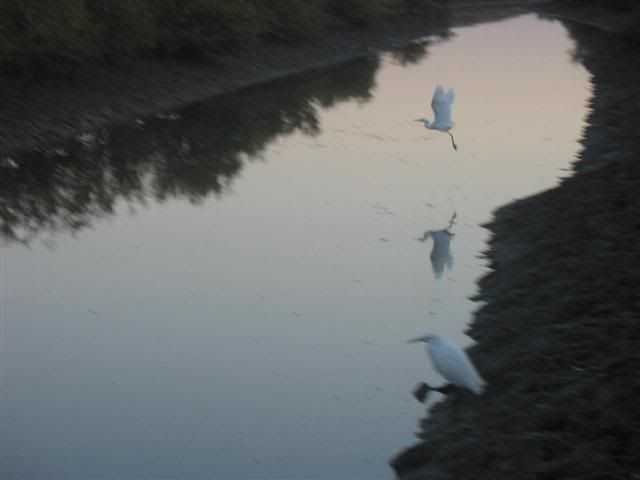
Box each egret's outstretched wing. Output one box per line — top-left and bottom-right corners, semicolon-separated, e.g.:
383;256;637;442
430;85;447;112
430;85;455;130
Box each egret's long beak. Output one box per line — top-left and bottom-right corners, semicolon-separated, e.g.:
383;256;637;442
407;336;426;344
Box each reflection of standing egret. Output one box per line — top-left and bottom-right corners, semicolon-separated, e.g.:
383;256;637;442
419;212;456;279
415;85;457;151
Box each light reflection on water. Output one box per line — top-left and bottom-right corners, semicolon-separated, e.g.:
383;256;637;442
1;13;590;479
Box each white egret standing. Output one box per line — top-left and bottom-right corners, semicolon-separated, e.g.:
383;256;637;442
408;334;485;396
415;85;457;150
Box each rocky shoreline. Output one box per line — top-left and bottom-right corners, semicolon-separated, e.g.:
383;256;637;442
391;16;640;480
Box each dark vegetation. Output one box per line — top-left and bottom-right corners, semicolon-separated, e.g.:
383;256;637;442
0;0;441;79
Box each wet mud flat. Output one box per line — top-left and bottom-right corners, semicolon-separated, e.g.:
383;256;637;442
392;22;640;480
0;14;451;157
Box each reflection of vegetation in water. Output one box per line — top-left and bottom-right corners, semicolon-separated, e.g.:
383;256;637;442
389;26;453;66
533;14;615;66
2;56;386;243
391;41;430;66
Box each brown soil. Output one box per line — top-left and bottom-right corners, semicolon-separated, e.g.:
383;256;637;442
391;17;640;480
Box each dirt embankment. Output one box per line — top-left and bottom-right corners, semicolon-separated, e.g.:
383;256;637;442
0;13;453;158
391;18;640;480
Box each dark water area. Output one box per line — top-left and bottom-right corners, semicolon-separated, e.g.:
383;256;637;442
1;13;591;479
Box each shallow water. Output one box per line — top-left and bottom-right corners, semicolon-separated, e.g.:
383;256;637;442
1;13;590;479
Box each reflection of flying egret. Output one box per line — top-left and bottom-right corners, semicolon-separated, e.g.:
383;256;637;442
419;212;456;279
408;334;485;397
415;85;457;150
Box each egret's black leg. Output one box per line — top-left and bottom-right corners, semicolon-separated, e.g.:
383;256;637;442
432;384;455;395
446;131;458;151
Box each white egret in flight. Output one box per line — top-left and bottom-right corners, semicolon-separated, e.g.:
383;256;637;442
415;85;457;150
408;334;485;399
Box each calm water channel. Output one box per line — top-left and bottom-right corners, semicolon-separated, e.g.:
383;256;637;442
1;13;590;480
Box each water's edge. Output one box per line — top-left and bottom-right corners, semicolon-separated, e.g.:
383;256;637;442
0;14;451;157
1;2;561;158
391;17;640;480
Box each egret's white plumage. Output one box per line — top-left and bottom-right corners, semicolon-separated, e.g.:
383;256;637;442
408;334;485;395
415;85;457;150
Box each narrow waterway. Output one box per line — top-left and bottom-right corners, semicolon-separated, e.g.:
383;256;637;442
1;13;590;479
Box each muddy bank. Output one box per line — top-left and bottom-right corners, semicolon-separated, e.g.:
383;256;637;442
0;1;560;158
0;13;455;157
392;18;640;480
